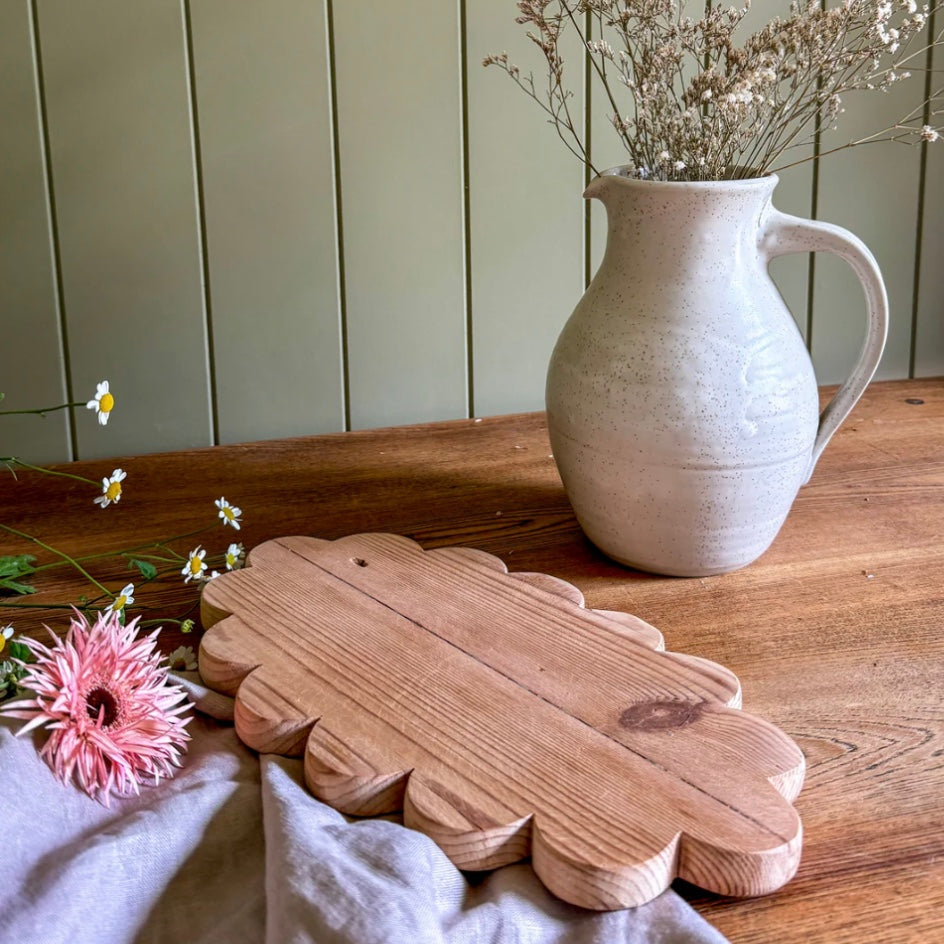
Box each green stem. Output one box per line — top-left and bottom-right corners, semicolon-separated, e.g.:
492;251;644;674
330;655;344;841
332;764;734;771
0;524;113;597
0;601;97;611
121;526;215;553
138;618;186;629
19;526;214;576
122;553;185;565
0;402;83;417
1;458;99;488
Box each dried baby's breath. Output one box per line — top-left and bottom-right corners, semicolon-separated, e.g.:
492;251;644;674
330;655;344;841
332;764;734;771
486;0;943;180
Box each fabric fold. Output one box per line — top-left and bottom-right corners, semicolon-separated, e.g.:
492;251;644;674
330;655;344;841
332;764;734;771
0;674;729;944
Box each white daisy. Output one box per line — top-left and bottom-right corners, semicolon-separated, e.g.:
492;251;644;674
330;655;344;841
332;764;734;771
86;380;116;426
94;468;127;508
1;625;14;654
224;543;245;570
105;583;135;615
215;497;242;530
181;546;208;584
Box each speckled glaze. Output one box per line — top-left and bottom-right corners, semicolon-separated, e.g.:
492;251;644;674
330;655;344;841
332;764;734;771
546;167;888;576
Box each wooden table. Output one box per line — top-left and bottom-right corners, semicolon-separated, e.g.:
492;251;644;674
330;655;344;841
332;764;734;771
2;377;942;942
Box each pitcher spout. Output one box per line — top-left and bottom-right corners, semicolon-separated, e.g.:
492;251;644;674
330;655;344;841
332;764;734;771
582;167;629;203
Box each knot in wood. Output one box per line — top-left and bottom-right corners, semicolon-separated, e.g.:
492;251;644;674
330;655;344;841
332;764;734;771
619;699;704;731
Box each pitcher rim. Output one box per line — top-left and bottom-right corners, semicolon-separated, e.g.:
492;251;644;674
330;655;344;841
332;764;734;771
587;165;779;197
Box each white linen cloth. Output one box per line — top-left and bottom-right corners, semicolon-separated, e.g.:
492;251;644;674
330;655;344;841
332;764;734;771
0;674;729;944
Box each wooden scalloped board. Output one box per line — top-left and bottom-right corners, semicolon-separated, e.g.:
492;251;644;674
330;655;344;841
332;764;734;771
198;533;804;911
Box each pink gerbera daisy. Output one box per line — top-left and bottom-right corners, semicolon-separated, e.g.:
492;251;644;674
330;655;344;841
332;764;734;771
1;611;192;805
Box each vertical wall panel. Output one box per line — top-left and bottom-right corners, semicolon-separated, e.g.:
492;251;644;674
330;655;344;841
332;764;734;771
467;0;585;417
914;35;944;377
334;0;467;429
36;0;211;459
812;75;923;384
189;0;343;443
0;0;70;464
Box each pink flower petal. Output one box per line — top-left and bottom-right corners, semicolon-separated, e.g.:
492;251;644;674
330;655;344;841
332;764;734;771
0;610;192;803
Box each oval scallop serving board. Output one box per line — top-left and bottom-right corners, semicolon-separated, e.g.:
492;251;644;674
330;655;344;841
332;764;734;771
198;532;804;910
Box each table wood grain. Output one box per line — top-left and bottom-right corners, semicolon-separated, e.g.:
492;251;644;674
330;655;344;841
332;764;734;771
2;378;942;942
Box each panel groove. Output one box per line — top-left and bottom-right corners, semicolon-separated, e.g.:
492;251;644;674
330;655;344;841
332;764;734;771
583;9;592;290
911;142;930;380
459;0;474;418
325;0;350;432
805;0;829;351
914;8;944;376
909;5;937;379
805;83;824;355
29;0;74;460
182;0;219;445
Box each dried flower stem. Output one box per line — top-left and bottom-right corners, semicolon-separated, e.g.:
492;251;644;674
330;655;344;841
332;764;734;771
487;0;944;180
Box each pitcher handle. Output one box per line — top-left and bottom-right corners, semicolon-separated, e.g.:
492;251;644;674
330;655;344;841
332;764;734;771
760;208;889;483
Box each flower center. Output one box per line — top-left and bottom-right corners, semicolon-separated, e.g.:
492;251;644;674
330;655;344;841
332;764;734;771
85;686;120;727
106;481;122;501
100;392;115;413
189;557;203;575
223;507;234;521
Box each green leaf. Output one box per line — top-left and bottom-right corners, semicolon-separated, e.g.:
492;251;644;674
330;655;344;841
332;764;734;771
0;555;36;578
0;577;36;595
129;558;158;580
8;640;33;662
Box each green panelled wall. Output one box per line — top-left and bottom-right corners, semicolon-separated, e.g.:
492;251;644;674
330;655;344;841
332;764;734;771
2;0;942;464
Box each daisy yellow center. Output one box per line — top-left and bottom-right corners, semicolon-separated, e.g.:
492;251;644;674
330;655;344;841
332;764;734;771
85;686;120;727
99;392;115;413
223;507;235;521
113;594;127;610
189;557;203;575
106;481;122;501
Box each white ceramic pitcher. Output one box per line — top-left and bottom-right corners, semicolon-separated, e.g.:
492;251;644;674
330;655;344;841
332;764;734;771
545;167;888;576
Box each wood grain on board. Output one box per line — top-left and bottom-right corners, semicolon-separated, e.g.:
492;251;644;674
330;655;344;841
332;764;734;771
199;532;804;910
